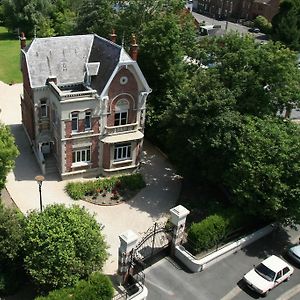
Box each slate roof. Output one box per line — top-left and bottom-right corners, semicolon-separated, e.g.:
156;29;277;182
23;34;124;95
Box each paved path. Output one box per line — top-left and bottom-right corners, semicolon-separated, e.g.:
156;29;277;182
0;81;181;274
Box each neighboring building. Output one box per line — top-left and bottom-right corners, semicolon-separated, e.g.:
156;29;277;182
20;33;151;179
193;0;279;22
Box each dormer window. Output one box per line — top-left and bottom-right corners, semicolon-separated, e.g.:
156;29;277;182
71;112;79;132
114;99;129;126
40;99;48;118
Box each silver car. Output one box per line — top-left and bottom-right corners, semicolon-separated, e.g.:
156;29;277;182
288;244;300;265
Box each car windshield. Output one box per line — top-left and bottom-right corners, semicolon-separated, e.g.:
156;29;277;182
255;263;276;282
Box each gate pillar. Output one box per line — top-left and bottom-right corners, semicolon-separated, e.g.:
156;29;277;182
170;205;190;251
118;229;139;283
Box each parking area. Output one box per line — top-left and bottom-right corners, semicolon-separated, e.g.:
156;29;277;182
144;227;300;300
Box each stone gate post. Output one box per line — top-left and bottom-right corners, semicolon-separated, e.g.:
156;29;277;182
118;229;139;283
170;205;190;252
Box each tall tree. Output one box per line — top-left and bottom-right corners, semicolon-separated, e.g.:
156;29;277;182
272;0;300;51
224;116;300;223
75;0;117;38
22;204;108;292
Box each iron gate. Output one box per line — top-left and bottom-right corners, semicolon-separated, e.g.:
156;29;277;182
129;222;174;273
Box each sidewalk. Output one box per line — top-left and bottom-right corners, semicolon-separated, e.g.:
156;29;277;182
0;81;181;274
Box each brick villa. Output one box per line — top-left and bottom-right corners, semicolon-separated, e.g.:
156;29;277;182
20;33;151;179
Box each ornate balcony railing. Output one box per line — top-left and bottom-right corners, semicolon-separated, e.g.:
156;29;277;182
105;123;139;135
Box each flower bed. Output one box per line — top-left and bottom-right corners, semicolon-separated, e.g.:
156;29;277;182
65;173;146;205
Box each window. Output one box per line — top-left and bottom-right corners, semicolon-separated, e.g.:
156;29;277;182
114;143;131;161
283;267;290;276
114;99;129;126
72;148;91;164
85;111;91;130
40;99;48;117
71;112;78;132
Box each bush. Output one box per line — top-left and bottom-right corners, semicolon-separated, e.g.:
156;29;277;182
187;214;229;253
0;265;25;296
36;272;114;300
23;204;108;292
254;15;272;34
66;174;146;200
65;182;85;200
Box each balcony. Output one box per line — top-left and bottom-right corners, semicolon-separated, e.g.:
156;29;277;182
105;123;139;135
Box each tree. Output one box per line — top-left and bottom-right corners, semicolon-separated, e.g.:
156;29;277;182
224;116;300;223
0;123;19;190
272;0;300;51
0;202;25;295
254;15;272;34
22;204;108;292
75;0;117;38
194;33;300;116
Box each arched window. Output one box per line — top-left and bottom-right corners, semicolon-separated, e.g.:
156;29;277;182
114;99;129;126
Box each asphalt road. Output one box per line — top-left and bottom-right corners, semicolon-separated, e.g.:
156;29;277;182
144;226;300;300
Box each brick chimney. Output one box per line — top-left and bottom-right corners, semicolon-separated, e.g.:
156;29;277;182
20;32;26;49
130;34;138;61
109;29;117;43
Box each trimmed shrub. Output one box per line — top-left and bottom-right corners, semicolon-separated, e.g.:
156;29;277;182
254;15;272;34
66;174;146;200
187;214;229;253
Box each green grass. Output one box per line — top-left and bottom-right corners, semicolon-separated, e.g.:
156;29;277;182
0;27;23;84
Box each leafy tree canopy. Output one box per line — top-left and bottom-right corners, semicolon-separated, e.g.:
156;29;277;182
224;116;300;223
22;204;108;292
272;0;300;51
0;123;19;190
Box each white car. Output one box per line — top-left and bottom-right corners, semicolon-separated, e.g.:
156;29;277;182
243;255;294;296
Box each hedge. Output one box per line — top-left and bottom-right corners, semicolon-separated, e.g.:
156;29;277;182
187;214;229;253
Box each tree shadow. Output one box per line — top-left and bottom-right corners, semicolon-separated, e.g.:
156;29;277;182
242;225;295;260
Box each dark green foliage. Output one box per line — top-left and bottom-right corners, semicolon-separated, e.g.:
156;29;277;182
224;116;300;223
22;204;108;292
272;0;300;51
187;214;229;253
35;272;113;300
65;174;145;200
254;15;272;34
119;173;146;190
0;123;19;190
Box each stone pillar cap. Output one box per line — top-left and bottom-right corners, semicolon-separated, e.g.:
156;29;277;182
119;229;139;244
170;205;190;218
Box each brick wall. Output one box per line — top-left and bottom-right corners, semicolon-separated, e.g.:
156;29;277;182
65;141;73;172
102;143;110;169
107;67;138;126
91;137;99;168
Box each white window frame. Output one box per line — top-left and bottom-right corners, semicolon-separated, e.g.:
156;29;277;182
71;112;79;132
114;143;131;161
72;148;91;164
114;99;129;126
85;111;92;130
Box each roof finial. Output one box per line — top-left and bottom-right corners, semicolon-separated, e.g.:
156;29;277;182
122;32;125;48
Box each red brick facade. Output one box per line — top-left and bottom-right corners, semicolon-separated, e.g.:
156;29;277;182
65;141;73;171
103;143;110;169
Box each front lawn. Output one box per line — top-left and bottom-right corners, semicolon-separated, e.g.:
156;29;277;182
0;27;23;84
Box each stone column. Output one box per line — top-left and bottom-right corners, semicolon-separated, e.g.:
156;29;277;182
170;205;190;252
118;229;139;283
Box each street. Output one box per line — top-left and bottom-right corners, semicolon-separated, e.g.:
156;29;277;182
144;226;300;299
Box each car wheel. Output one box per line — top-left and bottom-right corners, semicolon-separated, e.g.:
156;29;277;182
285;275;291;282
263;290;270;297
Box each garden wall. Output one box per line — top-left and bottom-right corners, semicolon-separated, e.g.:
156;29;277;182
175;223;275;272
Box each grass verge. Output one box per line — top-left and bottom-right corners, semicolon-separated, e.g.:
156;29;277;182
0;27;22;84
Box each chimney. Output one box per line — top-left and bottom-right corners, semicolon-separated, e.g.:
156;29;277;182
20;32;26;49
110;29;117;43
130;34;138;61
